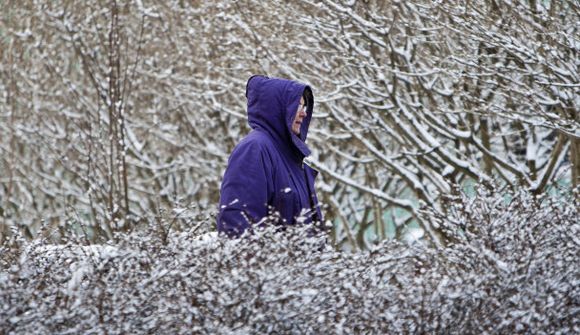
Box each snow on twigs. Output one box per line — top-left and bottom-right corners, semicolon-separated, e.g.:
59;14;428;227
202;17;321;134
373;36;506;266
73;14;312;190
1;188;578;334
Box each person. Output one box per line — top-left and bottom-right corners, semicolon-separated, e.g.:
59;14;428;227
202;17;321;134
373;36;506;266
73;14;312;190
217;75;323;237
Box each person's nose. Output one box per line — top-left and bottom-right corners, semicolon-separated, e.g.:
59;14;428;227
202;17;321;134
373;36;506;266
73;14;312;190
299;109;307;118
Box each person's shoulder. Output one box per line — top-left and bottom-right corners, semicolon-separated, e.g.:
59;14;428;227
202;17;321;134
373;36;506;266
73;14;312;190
231;130;276;157
237;130;274;150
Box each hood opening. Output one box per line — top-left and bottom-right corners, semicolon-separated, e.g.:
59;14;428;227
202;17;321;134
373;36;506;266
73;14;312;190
245;75;314;159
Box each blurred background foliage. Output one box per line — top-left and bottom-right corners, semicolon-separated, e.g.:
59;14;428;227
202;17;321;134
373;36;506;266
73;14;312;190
0;0;578;249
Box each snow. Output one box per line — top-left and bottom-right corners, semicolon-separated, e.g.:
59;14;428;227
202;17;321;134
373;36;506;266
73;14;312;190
403;228;424;244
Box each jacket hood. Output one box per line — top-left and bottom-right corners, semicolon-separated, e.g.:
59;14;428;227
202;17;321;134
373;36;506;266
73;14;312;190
245;75;314;158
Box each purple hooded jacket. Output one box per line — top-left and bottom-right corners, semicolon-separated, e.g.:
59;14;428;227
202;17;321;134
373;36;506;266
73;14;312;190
217;75;323;237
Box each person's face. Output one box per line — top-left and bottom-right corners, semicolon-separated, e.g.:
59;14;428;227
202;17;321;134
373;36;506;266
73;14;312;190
292;97;307;136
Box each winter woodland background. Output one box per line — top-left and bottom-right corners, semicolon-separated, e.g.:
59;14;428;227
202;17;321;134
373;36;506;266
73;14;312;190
0;0;579;333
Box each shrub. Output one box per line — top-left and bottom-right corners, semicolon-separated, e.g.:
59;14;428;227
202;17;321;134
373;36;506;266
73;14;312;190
0;188;578;334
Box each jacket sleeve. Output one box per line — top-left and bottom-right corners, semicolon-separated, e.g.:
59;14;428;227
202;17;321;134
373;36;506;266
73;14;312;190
217;140;273;237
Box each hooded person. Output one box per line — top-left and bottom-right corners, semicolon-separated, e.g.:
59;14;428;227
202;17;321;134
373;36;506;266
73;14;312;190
217;75;323;237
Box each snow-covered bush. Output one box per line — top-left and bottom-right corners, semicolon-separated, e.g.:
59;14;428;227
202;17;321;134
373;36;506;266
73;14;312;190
1;188;577;334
